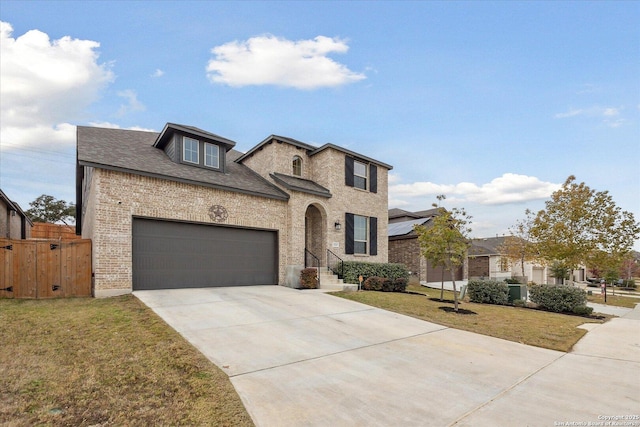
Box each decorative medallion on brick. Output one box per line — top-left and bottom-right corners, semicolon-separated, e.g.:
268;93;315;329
208;205;228;222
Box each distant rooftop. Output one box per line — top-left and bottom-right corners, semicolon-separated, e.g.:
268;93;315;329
388;217;431;237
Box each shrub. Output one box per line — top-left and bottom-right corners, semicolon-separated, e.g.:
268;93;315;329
572;305;594;316
362;276;388;291
299;268;318;289
504;277;520;284
338;261;409;285
466;280;509;305
621;279;637;289
529;284;587;313
393;277;408;292
361;276;407;292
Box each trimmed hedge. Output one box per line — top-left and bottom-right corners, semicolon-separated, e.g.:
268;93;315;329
337;261;409;285
362;276;408;292
529;284;588;313
299;268;318;289
572;305;594;316
466;280;509;305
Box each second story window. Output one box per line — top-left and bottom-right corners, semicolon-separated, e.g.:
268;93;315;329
353;160;367;190
292;156;302;176
345;156;377;193
183;137;199;164
205;143;220;168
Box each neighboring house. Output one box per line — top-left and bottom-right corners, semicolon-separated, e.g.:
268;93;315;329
0;189;33;239
76;123;391;297
387;208;464;283
468;237;558;284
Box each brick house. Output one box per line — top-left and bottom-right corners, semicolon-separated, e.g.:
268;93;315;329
387;208;464;283
1;189;33;239
76;123;391;297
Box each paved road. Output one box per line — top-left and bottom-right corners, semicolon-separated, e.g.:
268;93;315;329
135;286;640;426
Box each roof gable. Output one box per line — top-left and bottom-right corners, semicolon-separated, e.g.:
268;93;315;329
236;135;393;170
154;123;237;151
0;189;33;226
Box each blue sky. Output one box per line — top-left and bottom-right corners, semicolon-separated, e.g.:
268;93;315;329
1;1;638;248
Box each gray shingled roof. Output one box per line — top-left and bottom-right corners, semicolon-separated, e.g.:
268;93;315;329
388;218;431;237
469;237;508;256
270;173;332;198
154;123;237;150
77;126;289;200
389;207;441;219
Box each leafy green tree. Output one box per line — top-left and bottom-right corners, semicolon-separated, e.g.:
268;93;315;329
415;197;472;312
549;261;570;284
421;195;448;301
530;176;640;284
25;194;76;225
499;209;539;280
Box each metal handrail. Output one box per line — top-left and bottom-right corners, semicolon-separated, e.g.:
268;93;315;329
327;249;344;279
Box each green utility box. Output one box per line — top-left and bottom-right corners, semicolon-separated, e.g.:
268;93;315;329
508;284;528;302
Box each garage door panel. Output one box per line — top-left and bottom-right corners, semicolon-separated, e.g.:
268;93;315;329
133;219;277;290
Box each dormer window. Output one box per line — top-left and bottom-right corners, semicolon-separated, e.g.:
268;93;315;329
180;136;222;171
292;156;302;176
205;143;220;168
183;137;199;164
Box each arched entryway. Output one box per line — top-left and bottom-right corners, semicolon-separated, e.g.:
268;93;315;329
304;204;327;267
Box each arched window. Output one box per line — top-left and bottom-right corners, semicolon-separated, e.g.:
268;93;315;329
292;156;302;176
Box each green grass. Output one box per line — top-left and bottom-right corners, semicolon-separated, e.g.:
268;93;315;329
332;283;607;352
0;296;253;426
586;292;640;309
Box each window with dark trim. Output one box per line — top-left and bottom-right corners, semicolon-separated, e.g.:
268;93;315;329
292;156;302;176
183;137;199;164
205;143;220;168
345;213;378;256
353;214;368;254
345;156;377;194
353;160;367;190
181;136;223;171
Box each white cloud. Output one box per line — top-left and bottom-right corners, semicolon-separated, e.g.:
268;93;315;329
554;105;625;128
554;108;584;119
206;34;366;89
151;68;164;77
116;89;145;117
390;173;560;206
0;21;114;149
88;121;156;132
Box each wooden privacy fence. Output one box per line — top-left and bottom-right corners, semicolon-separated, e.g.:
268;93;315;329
31;223;81;240
0;238;92;299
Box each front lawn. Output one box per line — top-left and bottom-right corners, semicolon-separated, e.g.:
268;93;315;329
0;296;253;426
332;283;607;352
586;292;640;309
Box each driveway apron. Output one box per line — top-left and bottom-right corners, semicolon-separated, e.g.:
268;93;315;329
134;286;640;426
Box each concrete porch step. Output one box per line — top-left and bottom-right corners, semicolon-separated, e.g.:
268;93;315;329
318;282;359;292
317;269;357;291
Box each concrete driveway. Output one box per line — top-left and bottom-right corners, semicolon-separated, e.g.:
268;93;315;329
135;286;640;426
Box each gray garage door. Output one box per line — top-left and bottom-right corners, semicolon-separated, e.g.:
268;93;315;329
132;218;278;290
